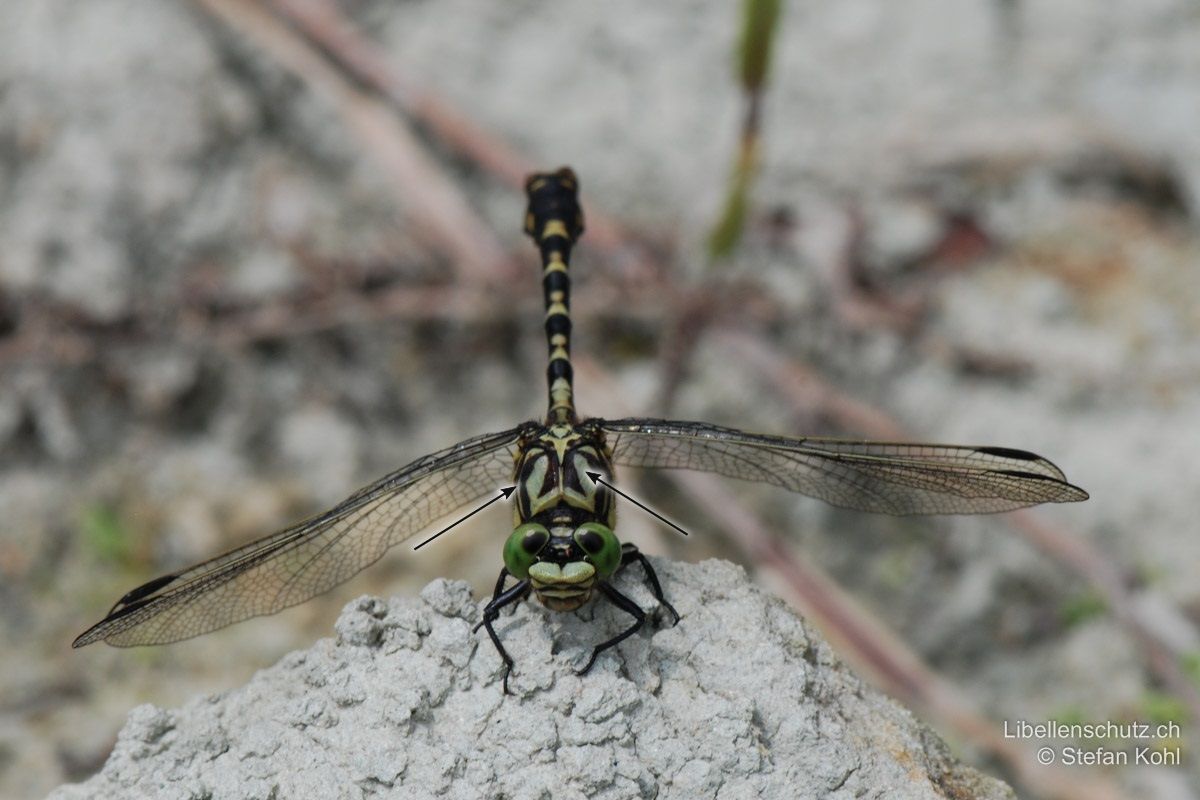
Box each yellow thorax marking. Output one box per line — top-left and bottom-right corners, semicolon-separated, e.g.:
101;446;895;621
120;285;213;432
543;426;580;459
521;454;551;516
519;428;587;518
563;452;600;509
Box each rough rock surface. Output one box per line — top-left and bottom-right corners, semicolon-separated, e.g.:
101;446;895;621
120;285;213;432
49;560;1012;800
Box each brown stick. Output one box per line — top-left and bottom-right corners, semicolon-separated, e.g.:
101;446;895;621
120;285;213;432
267;0;531;188
263;0;652;278
193;0;515;284
576;353;1129;800
715;327;1200;724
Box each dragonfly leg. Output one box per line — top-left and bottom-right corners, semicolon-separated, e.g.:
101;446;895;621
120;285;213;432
474;573;530;694
618;543;681;626
488;567;510;599
576;581;646;676
486;567;526;616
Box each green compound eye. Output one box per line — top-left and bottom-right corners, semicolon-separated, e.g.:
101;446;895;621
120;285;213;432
573;522;620;578
503;523;550;579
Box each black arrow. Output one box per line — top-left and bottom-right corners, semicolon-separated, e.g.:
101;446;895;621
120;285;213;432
414;486;516;550
586;472;690;537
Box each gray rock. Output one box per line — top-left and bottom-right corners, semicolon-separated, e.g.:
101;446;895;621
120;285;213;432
49;560;1013;800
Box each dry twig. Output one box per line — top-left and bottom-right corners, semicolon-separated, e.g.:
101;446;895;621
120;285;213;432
716;327;1200;724
263;0;655;280
193;0;515;284
578;354;1129;800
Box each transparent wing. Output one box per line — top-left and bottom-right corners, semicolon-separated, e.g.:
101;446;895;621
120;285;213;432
599;418;1087;515
74;425;532;647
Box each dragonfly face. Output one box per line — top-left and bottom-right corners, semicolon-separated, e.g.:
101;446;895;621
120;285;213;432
501;520;622;612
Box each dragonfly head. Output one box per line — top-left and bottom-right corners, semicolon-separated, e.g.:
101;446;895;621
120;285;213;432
503;521;621;582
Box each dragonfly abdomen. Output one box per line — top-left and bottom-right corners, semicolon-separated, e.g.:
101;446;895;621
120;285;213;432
525;168;584;425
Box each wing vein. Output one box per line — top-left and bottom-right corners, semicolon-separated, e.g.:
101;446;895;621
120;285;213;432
74;425;529;647
600;418;1086;516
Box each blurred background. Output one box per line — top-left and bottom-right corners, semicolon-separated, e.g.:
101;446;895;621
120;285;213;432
2;1;1199;798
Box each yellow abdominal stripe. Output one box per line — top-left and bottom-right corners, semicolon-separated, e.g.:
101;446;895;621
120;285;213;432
529;561;596;585
541;220;570;241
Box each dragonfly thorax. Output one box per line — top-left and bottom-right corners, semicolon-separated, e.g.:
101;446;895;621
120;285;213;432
513;425;616;528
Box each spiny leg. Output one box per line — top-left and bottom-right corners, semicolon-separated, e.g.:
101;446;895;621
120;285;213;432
488;566;510;601
473;570;530;694
574;546;682;677
576;582;647;676
618;543;681;626
487;567;529;616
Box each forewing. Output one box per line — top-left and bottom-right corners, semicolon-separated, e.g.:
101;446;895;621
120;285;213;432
600;418;1087;515
74;425;530;647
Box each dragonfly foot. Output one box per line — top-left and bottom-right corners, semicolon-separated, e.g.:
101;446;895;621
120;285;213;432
618;543;681;628
501;664;514;695
575;582;647;679
575;653;600;677
478;569;529;695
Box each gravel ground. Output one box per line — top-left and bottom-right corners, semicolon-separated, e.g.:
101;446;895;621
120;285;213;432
49;560;1016;800
2;1;1199;798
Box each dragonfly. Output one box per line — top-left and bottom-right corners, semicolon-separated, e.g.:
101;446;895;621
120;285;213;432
74;168;1088;692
